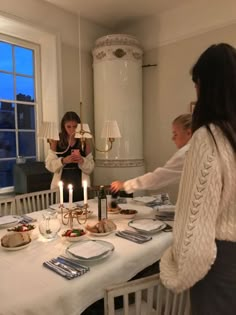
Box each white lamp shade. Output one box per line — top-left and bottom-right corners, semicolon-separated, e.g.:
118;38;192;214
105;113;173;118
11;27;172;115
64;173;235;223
101;120;121;138
75;123;93;138
38;122;59;140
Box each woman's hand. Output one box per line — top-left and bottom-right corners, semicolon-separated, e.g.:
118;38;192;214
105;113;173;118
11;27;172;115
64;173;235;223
110;181;124;193
71;149;84;164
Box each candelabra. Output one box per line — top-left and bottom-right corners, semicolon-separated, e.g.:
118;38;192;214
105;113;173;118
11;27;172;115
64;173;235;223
60;203;89;229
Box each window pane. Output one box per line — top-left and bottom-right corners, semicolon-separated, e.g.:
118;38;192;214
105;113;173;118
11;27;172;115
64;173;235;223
0;73;14;100
15;46;34;76
16;76;35;102
0;102;15;129
0;131;16;158
18;132;36;156
17;104;35;130
0;160;15;188
0;41;13;72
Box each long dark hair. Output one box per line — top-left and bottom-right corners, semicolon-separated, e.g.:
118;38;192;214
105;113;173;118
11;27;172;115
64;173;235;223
59;111;81;149
191;43;236;153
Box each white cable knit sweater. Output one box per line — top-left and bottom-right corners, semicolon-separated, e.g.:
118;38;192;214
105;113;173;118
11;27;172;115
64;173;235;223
160;124;236;293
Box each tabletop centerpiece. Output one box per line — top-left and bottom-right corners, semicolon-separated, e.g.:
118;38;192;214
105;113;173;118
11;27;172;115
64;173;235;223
58;180;89;229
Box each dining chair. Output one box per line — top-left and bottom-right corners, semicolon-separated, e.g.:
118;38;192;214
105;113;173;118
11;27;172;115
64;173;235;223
104;274;190;315
0;197;16;216
15;188;59;214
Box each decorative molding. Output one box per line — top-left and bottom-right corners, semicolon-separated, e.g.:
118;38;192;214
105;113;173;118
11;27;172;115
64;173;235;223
93;34;143;63
94;34;142;49
95;159;144;168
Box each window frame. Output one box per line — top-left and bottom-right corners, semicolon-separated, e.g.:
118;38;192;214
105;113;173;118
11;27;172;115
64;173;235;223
0;13;62;194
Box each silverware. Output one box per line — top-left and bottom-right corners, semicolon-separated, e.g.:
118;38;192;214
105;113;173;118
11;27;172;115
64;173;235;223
58;256;89;273
51;259;79;277
116;231;152;243
43;261;74;280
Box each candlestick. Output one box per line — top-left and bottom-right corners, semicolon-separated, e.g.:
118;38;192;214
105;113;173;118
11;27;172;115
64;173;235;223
58;181;64;206
68;184;73;209
83;180;87;204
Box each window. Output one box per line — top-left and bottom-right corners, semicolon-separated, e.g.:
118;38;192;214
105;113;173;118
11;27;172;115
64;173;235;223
0;14;61;194
0;37;39;190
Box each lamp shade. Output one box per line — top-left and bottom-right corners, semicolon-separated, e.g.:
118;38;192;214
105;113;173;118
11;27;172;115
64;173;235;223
38;122;59;140
101;120;121;139
75;123;93;138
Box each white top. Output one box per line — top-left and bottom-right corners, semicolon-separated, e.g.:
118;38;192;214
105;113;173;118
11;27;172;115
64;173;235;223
45;149;94;188
0;200;172;315
160;125;236;293
123;143;190;193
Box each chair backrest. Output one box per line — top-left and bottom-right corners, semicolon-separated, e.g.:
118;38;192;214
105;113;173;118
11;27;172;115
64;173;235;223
0;197;16;216
104;274;190;315
15;188;59;214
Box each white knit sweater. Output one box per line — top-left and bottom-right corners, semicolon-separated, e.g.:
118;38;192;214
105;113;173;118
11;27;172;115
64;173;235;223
160;125;236;293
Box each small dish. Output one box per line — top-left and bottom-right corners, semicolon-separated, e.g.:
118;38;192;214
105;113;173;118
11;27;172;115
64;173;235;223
107;207;121;214
120;209;138;219
7;224;36;236
62;229;87;242
2;240;31;251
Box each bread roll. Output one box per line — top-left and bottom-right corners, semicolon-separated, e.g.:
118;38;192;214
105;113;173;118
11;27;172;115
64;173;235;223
86;219;116;233
1;232;31;248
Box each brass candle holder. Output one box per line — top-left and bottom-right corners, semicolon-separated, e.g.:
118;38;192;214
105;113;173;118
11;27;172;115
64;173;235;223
60;203;89;229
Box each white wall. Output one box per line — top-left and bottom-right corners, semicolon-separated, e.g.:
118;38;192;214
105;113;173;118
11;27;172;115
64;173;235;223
118;0;236;201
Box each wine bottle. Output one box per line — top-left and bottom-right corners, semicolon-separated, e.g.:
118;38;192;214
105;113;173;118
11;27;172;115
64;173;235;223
98;185;107;220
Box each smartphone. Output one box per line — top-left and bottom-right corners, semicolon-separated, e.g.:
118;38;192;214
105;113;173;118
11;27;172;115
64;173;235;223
71;149;80;155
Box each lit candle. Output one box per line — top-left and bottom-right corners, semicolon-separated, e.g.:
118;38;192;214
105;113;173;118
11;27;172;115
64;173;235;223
58;181;64;206
68;184;73;209
83;180;87;205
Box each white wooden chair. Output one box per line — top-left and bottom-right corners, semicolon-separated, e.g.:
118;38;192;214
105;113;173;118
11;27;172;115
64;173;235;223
104;274;190;315
0;197;16;216
15;188;59;214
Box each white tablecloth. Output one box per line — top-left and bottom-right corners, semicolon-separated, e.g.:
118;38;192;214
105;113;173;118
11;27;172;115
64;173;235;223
0;198;172;315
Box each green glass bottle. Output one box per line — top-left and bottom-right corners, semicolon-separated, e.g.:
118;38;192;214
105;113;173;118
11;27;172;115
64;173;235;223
98;185;107;220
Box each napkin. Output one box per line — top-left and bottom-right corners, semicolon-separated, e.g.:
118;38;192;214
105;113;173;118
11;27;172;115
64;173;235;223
68;241;109;259
130;219;165;232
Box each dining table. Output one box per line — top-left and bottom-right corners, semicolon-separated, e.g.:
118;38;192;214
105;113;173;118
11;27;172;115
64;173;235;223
0;197;173;315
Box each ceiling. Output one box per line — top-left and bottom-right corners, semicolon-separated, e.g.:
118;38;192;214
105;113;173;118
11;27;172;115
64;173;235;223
42;0;192;28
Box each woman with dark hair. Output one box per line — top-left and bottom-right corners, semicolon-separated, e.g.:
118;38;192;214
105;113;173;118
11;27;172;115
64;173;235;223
160;43;236;314
46;111;94;202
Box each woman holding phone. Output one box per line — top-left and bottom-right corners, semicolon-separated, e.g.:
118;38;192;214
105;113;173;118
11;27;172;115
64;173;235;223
45;111;94;202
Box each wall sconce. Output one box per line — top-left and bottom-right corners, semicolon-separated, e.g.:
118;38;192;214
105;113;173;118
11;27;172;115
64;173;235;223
39;119;121;153
74;119;121;153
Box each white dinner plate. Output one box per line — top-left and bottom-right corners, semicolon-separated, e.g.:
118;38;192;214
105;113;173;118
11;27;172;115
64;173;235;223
128;218;166;235
133;196;157;204
49;203;77;212
0;216;19;229
1;240;31;251
66;239;114;262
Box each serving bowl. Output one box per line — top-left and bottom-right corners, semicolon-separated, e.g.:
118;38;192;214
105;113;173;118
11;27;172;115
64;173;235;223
119;209;138;219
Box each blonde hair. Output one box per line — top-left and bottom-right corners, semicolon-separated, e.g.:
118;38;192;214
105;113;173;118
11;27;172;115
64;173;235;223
172;113;192;130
